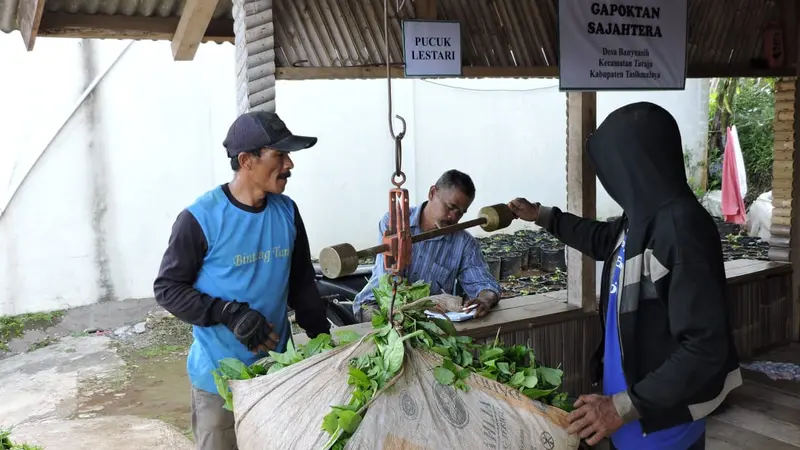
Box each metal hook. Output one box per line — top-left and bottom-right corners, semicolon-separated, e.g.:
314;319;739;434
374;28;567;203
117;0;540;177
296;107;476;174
393;114;407;139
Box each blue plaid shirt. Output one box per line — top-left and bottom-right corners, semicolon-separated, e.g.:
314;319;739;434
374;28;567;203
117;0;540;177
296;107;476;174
353;202;501;313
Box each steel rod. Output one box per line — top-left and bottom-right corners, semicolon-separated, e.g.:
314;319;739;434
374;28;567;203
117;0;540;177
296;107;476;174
354;217;488;259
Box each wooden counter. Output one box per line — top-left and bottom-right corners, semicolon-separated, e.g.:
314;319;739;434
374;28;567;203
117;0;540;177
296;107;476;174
295;259;792;397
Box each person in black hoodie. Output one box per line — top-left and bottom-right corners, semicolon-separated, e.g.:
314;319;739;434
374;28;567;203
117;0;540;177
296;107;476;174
508;102;741;450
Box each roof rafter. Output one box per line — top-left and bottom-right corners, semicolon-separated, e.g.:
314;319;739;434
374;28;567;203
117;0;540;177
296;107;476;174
172;0;224;60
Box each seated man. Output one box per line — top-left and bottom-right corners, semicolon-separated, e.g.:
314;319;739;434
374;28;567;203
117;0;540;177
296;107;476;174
352;169;501;322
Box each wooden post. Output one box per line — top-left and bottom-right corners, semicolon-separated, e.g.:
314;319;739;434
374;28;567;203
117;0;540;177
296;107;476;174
792;6;800;341
566;92;597;312
415;0;438;19
232;0;276;114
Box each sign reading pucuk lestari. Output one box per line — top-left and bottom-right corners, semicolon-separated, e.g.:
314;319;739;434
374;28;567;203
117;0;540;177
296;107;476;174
402;20;462;77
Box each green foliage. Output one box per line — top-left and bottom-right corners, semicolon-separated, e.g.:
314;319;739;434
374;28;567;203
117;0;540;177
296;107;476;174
707;78;775;204
211;274;570;449
0;429;43;450
0;310;65;351
212;330;359;411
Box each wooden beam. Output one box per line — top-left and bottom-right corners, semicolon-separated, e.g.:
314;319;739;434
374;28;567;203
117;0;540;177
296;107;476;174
415;0;438;19
172;0;222;61
275;65;794;81
565;92;597;312
38;13;234;43
792;4;800;341
276;65;559;80
17;0;46;51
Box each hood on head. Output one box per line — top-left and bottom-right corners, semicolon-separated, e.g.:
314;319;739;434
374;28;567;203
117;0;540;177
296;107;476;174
586;101;692;221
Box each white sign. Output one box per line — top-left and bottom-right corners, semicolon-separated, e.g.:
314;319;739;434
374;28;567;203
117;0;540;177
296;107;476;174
558;0;688;91
402;20;462;77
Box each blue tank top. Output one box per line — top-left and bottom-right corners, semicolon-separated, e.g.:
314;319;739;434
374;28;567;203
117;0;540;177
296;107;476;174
604;234;705;449
185;186;296;394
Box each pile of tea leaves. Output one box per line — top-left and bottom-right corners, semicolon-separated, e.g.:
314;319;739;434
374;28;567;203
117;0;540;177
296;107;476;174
213;274;570;450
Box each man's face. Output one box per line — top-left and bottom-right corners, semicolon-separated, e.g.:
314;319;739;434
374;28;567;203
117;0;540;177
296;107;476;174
243;148;294;194
427;186;473;229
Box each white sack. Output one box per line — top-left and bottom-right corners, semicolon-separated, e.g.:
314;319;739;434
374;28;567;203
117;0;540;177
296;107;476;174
230;337;580;450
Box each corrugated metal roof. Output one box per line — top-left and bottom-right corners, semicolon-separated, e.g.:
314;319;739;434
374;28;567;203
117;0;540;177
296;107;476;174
0;0;233;33
41;0;232;19
0;0;783;71
0;0;19;32
274;0;778;70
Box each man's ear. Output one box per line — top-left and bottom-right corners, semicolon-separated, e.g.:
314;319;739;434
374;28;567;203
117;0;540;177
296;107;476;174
428;186;436;201
238;153;250;170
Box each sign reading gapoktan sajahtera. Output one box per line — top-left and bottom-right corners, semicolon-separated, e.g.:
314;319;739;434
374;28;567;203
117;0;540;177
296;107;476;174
559;1;688;91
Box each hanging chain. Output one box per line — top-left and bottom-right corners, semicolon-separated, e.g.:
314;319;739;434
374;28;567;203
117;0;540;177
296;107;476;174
384;0;407;188
383;0;409;328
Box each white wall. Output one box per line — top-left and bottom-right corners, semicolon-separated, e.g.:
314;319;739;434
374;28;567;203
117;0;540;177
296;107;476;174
279;77;709;255
0;37;237;315
0;35;708;315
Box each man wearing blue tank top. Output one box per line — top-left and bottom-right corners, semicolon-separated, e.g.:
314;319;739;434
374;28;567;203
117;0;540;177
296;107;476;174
154;111;330;450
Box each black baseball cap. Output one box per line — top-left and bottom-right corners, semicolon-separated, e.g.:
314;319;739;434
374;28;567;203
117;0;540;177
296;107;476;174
223;111;318;157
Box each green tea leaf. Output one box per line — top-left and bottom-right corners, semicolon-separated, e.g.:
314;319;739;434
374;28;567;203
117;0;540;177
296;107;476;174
371;312;387;328
434;367;456;385
335;330;361;345
212;369;233;409
249;363;268;376
382;329;405;374
219;358;252;380
337;410;362;434
496;361;511;375
418;321;445;336
522;374;539;389
537;366;564;387
550;392;574;411
267;362;285;374
432;318;457;336
478;369;498;381
430;346;451;357
347;367;371;388
322;411;340;435
460;349;473;367
522;386;558;399
268;350;295;366
479;347;504;363
305;334;333;356
509;371;525;387
454;336;473;345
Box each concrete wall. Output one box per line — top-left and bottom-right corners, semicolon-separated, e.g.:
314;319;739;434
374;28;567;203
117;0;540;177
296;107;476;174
279;77;710;255
0;36;709;315
0;38;236;315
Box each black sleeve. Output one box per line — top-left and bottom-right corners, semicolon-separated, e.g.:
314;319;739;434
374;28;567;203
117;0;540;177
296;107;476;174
536;205;624;261
153;209;226;326
287;202;331;338
628;259;730;414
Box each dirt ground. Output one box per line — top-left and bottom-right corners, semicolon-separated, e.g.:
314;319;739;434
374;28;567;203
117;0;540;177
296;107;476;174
0;302;197;446
91;311;196;439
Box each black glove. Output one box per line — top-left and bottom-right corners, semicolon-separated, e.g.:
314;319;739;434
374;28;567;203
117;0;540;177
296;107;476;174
219;301;279;352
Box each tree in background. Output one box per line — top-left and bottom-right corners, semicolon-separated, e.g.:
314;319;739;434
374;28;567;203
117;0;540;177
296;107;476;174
707;78;775;206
